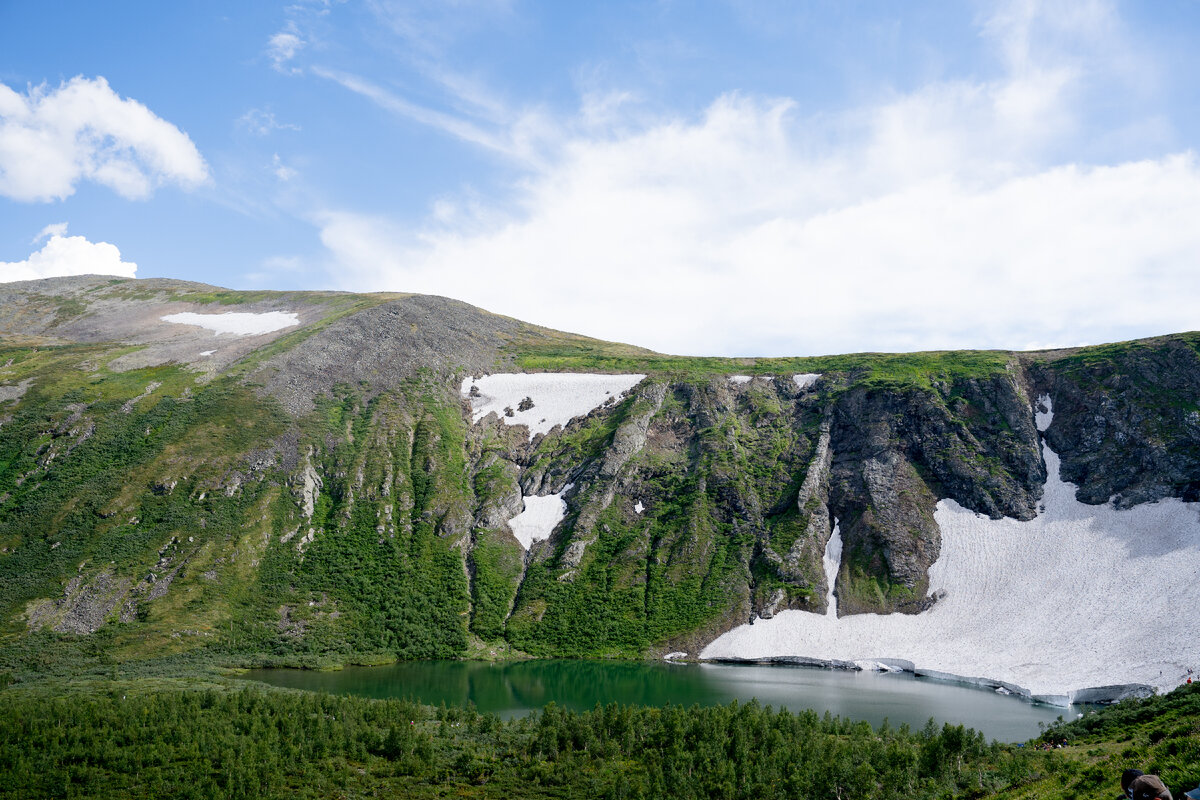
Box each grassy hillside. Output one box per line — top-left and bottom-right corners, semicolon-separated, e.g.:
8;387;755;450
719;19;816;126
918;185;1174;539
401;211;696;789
509;325;1013;389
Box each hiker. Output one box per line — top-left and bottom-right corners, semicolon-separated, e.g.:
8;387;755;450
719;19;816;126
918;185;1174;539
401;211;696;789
1124;770;1145;798
1128;773;1173;800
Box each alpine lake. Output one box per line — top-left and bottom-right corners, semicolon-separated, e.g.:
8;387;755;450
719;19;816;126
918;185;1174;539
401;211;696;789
245;659;1081;743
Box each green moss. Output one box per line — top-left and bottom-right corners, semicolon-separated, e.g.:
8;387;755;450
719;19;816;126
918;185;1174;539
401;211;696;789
527;394;634;473
837;544;922;614
764;505;811;561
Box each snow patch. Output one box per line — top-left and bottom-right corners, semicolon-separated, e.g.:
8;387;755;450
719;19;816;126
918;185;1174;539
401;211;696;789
161;311;299;336
199;350;214;357
822;521;843;617
634;500;645;515
663;651;688;661
701;417;1200;700
509;484;573;550
728;375;753;384
460;373;645;438
1035;393;1054;432
793;373;821;389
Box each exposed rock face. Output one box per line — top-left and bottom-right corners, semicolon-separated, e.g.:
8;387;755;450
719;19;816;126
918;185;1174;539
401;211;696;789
559;381;667;569
27;570;131;634
1027;337;1200;506
824;374;1045;614
760;417;832;618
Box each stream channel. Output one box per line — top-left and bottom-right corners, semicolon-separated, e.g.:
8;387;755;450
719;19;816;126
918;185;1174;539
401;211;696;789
245;659;1081;742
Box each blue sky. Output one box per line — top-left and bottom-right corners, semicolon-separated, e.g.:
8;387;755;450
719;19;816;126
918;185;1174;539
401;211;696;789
3;1;1200;356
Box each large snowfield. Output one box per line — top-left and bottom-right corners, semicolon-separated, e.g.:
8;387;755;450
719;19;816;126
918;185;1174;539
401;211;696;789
161;311;299;336
460;373;645;438
702;397;1200;703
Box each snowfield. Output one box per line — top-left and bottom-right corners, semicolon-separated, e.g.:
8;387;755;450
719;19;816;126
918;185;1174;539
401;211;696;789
508;485;573;550
793;373;821;389
460;373;645;438
161;311;299;336
702;397;1200;703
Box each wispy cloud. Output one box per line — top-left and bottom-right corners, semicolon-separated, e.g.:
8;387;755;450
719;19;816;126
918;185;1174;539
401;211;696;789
239;108;301;136
267;23;306;74
364;0;516;57
310;66;550;163
32;221;68;244
272;153;298;181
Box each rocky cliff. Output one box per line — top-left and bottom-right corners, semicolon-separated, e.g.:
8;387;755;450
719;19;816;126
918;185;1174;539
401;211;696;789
1;276;1197;665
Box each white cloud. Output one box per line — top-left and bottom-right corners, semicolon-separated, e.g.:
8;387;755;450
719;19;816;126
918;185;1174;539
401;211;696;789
317;141;1200;356
0;226;137;283
312;0;1200;355
0;76;208;202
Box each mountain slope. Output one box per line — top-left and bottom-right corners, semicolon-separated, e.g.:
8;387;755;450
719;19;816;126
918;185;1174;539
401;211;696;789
1;276;1197;693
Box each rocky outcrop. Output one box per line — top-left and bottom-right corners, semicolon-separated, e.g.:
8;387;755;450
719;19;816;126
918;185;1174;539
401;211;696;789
559;381;667;569
759;418;832;617
257;295;523;415
27;570;131;634
1027;337;1200;506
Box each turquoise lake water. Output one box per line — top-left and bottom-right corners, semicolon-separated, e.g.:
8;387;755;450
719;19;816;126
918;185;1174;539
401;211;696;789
245;659;1078;742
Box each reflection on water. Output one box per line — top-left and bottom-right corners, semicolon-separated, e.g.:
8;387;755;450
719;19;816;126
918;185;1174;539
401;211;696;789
244;659;1074;742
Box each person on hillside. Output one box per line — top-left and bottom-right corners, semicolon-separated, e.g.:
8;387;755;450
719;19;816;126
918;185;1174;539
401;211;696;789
1124;770;1146;798
1129;774;1173;800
